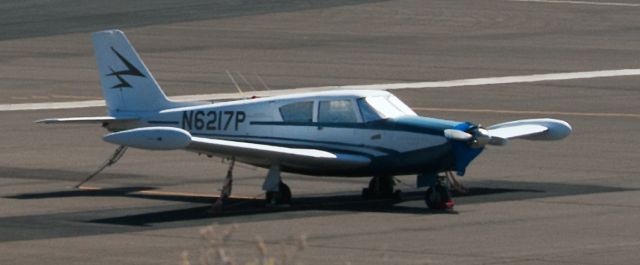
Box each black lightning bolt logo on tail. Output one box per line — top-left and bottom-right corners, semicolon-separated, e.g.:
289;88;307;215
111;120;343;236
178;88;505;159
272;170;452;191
107;47;145;89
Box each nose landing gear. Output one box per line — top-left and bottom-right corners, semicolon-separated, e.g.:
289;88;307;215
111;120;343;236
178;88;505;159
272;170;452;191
422;172;462;210
424;182;454;210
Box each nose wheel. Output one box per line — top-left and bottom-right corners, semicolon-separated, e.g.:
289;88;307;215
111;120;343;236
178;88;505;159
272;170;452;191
424;184;454;210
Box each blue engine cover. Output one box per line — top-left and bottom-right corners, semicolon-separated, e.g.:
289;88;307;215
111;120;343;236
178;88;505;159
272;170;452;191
451;122;484;176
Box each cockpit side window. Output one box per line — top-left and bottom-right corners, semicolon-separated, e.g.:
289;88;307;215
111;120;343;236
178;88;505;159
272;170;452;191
279;101;313;122
387;95;417;115
364;96;404;118
358;95;418;120
357;98;382;122
318;99;358;123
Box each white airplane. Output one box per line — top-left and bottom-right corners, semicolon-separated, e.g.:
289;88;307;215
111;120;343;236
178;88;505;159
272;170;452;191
38;30;572;210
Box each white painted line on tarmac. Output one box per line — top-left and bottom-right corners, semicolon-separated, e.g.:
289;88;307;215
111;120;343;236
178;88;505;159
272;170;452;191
3;68;640;112
412;107;640;119
509;0;640;7
0;100;106;112
333;69;640;90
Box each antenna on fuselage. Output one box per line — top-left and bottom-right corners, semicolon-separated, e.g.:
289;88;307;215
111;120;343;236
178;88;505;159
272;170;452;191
225;70;246;99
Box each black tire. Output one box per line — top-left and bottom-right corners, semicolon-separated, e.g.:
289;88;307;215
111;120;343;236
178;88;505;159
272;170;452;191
361;187;372;198
425;185;453;210
266;182;291;205
278;182;291;204
365;175;394;197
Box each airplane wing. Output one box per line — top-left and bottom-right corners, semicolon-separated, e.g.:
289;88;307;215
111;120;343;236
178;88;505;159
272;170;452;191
188;137;371;170
101;126;370;170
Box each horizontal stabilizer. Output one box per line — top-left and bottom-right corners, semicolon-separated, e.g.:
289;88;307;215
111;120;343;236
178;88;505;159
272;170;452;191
35;116;138;124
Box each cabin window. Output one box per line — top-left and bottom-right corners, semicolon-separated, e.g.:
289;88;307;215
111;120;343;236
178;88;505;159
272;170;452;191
279;101;313;122
318;100;358;123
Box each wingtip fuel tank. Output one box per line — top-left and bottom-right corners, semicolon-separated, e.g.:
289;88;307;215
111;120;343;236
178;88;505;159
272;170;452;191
103;127;192;150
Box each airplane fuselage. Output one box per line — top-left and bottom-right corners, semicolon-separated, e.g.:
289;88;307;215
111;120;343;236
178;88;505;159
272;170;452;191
119;91;465;177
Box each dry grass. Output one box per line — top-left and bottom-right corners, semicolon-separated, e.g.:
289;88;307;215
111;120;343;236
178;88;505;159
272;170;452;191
181;224;434;265
182;224;307;265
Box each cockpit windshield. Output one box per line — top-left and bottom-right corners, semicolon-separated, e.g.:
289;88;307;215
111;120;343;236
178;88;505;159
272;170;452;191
357;95;417;122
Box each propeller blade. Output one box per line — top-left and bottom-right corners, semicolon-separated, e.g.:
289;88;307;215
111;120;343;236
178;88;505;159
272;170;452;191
444;129;472;141
488;136;508;146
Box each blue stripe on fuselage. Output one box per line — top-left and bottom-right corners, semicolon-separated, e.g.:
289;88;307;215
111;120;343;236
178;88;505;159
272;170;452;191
196;133;455;176
390;116;461;135
224;115;465;176
250;115;462;136
190;133;398;156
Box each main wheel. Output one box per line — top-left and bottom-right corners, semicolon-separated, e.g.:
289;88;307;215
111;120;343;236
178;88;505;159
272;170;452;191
266;182;291;205
424;185;454;210
362;175;395;198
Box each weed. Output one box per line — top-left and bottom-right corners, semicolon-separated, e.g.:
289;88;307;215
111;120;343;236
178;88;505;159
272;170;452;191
182;224;307;265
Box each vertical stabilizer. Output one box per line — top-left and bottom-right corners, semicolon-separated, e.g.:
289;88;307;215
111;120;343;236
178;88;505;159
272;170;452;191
93;30;182;115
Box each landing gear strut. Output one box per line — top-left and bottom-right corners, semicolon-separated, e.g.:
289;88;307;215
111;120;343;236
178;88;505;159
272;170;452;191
362;175;398;198
263;164;291;206
424;175;454;210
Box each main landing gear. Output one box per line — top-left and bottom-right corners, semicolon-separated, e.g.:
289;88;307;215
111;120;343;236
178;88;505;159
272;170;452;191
263;164;291;206
362;175;400;198
212;160;291;212
362;172;462;210
265;182;291;206
212;160;292;211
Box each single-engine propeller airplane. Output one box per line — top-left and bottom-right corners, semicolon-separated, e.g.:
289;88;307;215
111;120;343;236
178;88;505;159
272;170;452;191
37;30;572;210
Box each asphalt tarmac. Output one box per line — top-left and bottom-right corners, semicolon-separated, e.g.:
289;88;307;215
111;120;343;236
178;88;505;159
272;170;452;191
1;0;640;264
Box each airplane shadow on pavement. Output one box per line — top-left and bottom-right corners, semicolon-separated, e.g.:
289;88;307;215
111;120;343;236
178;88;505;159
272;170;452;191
6;180;632;227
